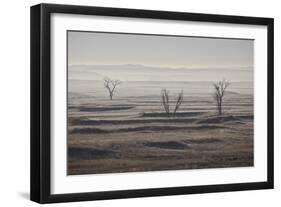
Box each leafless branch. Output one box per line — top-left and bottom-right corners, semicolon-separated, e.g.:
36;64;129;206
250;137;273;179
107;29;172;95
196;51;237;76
104;77;122;100
161;88;170;117
213;79;230;115
161;89;184;117
173;90;184;116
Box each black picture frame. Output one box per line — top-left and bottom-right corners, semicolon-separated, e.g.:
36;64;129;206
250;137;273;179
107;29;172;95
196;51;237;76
30;3;274;204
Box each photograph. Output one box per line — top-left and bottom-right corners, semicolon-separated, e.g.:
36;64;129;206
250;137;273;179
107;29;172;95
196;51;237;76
30;3;274;203
67;31;254;175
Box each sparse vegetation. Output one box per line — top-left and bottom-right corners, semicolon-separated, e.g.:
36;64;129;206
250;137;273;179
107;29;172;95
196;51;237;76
161;88;170;117
173;90;184;116
69;77;253;175
104;77;122;100
161;89;184;117
213;79;230;116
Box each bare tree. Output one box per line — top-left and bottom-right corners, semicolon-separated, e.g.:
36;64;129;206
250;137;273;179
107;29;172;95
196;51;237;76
213;80;230;116
173;90;184;116
161;89;184;117
161;88;170;117
104;77;122;100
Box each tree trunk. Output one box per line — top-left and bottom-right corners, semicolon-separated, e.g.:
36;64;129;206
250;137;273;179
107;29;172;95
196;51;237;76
218;98;222;115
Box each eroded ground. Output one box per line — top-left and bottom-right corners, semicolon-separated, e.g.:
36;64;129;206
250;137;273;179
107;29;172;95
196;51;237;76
67;93;253;175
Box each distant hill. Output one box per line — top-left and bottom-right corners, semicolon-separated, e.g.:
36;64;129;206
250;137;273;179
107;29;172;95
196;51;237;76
68;64;253;82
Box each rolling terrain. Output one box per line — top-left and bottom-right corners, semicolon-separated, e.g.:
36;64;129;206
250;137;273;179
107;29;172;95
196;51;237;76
67;80;254;175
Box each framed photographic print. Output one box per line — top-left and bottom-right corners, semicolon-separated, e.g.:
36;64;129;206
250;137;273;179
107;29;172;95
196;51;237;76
30;3;274;203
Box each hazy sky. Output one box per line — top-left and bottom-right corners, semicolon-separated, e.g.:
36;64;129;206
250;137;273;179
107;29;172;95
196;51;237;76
68;31;253;68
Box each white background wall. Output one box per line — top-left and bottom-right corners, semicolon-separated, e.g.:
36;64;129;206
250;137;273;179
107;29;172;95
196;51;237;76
0;0;279;206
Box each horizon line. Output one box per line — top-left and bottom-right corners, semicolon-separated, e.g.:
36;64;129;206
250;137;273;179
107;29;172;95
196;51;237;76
68;63;253;70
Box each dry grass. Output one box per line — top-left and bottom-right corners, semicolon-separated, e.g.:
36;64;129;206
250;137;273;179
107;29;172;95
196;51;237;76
67;83;253;175
68;114;253;175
